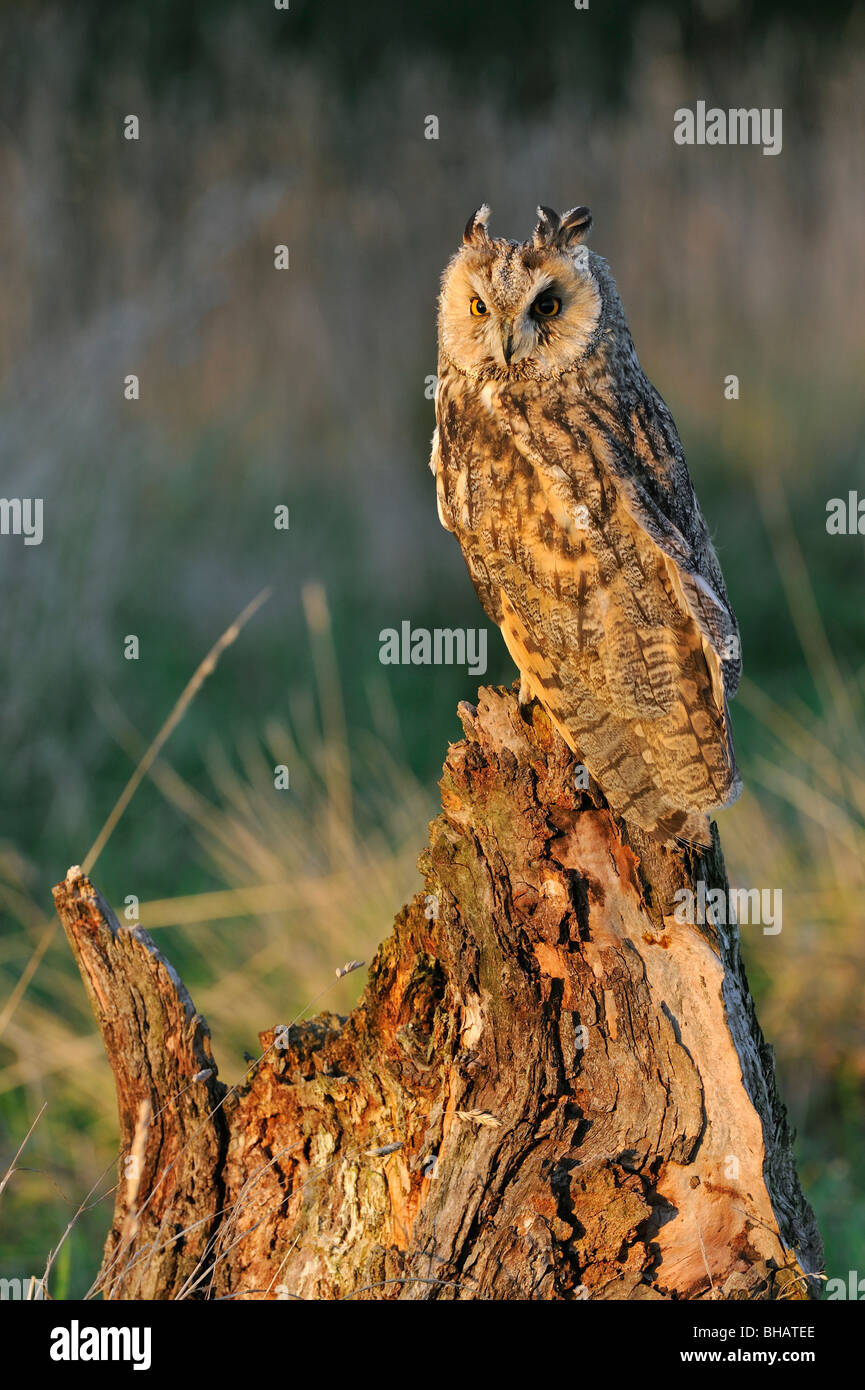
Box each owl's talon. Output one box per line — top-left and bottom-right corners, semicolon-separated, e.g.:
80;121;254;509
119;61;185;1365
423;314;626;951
518;674;533;708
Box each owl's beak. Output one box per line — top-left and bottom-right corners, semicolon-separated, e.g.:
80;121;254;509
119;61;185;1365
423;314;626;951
501;323;515;365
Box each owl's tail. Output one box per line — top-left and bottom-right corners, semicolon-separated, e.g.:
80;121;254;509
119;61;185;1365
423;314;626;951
651;807;712;850
533;683;733;851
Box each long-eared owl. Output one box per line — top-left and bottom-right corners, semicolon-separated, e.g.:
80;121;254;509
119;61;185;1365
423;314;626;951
430;204;741;847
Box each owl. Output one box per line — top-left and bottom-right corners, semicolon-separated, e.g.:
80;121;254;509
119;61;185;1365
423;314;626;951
430;204;741;848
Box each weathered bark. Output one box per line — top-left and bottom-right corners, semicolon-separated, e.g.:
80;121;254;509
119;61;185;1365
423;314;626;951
53;866;226;1299
54;686;822;1300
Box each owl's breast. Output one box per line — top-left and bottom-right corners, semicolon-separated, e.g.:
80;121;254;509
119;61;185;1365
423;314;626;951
436;370;609;561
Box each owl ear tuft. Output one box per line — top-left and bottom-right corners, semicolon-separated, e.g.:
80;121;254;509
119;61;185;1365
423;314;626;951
556;205;593;247
463;204;491;248
533;206;562;246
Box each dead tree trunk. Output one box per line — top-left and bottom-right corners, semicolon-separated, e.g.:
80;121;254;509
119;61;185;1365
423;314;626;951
53;686;822;1300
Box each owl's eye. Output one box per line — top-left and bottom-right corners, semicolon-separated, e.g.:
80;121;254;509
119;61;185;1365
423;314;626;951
532;294;562;319
470;296;488;317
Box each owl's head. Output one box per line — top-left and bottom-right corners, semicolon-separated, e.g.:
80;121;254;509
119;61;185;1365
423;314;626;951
437;205;605;380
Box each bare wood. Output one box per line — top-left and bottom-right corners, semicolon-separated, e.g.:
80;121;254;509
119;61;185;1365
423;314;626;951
53;687;822;1300
52;867;226;1299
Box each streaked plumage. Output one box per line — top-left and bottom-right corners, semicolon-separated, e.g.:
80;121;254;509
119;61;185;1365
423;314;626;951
430;204;741;847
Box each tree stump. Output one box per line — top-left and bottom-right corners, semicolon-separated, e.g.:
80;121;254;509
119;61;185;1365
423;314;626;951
53;686;823;1300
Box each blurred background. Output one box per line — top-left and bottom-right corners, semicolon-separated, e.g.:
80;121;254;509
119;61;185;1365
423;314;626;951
0;0;863;1297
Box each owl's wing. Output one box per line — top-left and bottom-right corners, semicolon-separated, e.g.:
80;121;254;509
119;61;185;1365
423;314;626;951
532;392;743;833
508;379;740;800
621;386;742;698
429;426;449;525
522;383;741;696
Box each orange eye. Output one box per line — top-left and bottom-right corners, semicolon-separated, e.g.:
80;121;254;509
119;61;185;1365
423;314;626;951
470;296;488;317
532;294;562;319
